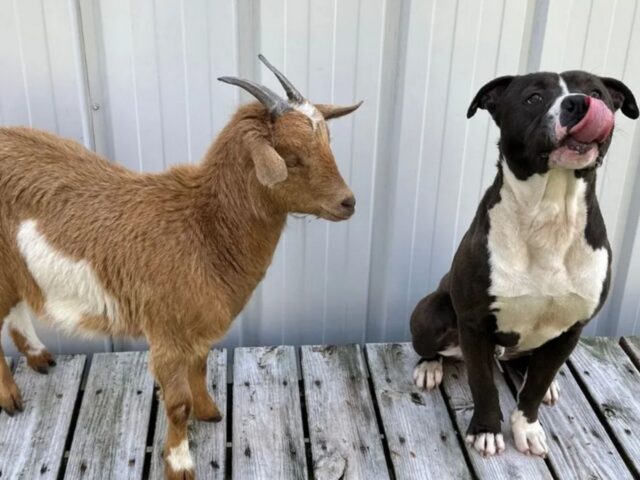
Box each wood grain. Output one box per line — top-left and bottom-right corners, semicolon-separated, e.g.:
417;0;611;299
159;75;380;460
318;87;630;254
442;361;552;479
506;362;633;479
621;336;640;367
0;355;85;479
302;344;389;480
366;343;472;480
570;337;640;476
65;352;154;479
150;349;228;479
232;346;307;479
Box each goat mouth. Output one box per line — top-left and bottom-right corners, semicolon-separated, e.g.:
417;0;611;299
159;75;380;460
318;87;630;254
319;207;353;222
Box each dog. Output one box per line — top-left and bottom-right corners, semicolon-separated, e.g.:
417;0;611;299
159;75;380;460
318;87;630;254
410;70;638;457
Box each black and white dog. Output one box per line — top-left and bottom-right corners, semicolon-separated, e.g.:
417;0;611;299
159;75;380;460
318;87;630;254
410;71;638;457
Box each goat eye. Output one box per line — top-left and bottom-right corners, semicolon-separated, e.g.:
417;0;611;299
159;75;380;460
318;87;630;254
284;155;301;168
525;93;542;105
590;90;601;99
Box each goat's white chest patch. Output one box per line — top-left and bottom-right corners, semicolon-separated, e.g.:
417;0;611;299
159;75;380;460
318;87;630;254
16;220;118;333
487;166;608;351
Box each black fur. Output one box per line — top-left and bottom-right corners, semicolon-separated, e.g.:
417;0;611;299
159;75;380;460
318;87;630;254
410;70;637;442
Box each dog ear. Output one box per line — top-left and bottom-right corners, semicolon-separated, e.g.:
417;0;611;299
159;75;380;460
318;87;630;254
467;76;515;119
243;132;288;187
600;77;639;119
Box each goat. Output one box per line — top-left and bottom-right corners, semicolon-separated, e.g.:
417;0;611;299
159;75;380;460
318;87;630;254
0;55;361;480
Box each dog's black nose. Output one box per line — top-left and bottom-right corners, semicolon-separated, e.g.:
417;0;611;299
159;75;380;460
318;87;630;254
559;95;589;128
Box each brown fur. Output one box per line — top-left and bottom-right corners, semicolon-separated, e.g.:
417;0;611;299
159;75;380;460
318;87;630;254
9;328;56;373
0;101;359;478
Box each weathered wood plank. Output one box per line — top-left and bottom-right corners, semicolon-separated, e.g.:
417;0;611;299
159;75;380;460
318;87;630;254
65;352;154;479
570;337;640;476
0;355;85;479
621;336;640;368
366;343;472;480
232;346;307;480
302;345;389;480
442;361;552;479
505;363;633;479
150;349;227;479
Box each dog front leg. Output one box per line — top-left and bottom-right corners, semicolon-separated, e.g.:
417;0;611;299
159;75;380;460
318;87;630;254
459;318;505;456
512;323;583;457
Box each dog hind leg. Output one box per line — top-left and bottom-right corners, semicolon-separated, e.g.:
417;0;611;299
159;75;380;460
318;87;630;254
410;274;459;390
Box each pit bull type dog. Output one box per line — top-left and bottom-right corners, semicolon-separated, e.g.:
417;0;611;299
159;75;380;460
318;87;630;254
410;71;638;457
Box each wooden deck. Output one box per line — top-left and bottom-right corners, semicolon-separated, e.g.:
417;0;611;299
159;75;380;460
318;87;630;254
1;337;639;479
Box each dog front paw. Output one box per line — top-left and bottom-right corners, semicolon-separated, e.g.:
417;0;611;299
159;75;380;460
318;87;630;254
465;432;505;457
412;358;443;390
511;409;548;457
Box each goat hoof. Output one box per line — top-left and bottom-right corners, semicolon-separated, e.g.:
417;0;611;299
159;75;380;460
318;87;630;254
27;350;56;374
193;395;222;422
197;411;223;423
194;404;223;423
0;381;23;415
164;467;195;480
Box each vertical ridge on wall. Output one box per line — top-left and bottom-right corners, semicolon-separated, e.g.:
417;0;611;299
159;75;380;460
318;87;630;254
375;0;529;342
0;0;107;355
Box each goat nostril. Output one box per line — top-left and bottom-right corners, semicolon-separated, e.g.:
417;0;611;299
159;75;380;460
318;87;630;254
341;196;356;210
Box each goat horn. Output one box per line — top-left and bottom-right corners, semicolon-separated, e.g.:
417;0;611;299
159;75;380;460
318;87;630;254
258;54;304;104
218;76;292;117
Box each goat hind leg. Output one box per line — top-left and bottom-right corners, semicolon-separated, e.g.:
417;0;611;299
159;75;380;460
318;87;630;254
7;302;55;374
151;353;195;480
188;353;222;422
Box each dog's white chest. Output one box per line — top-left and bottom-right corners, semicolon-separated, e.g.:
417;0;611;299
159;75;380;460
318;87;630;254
16;219;119;332
487;168;608;351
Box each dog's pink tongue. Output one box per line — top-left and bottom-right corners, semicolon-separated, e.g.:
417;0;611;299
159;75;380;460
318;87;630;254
570;97;614;143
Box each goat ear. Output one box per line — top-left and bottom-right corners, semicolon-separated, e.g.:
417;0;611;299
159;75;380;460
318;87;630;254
600;77;639;119
243;134;288;187
467;75;515;119
315;101;363;120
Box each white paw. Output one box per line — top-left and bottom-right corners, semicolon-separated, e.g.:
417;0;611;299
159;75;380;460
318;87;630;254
413;358;443;390
542;380;560;406
511;409;548;457
465;432;505;457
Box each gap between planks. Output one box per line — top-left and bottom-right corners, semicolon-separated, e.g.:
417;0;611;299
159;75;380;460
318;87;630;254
568;337;640;478
4;338;639;480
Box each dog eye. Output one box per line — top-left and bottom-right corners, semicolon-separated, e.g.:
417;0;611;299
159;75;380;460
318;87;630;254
525;93;543;105
590;90;601;99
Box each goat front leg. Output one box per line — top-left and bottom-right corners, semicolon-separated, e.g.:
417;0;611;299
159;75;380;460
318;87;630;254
188;353;222;422
0;303;23;413
459;316;505;457
151;352;195;480
512;323;583;457
0;342;22;415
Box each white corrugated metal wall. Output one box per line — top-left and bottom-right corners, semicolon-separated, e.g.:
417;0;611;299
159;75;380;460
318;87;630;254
1;0;639;356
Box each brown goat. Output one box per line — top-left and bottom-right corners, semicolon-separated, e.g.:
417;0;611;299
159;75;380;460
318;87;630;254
0;56;361;479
